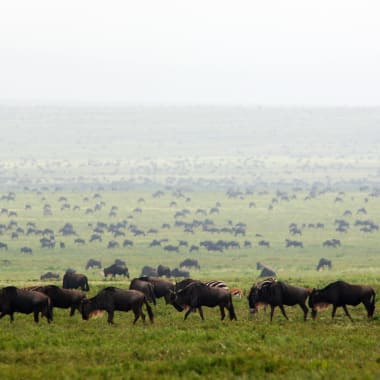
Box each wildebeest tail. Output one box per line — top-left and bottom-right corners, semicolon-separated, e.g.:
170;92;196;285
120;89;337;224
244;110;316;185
144;298;154;323
44;297;53;323
370;289;376;316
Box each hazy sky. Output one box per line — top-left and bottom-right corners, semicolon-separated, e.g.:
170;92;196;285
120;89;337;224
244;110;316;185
1;1;379;106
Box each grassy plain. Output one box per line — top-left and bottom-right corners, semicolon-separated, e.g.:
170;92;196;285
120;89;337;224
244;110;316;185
0;189;379;379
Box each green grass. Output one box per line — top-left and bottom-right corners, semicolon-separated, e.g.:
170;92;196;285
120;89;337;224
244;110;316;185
0;190;380;379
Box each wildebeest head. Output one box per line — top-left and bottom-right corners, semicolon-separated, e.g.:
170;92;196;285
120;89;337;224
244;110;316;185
308;289;329;319
79;299;99;320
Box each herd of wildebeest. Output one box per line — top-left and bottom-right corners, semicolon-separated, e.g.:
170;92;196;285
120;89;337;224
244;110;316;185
0;259;376;325
0;187;379;325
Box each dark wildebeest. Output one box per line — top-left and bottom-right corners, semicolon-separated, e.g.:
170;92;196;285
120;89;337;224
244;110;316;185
86;259;102;270
103;264;129;278
171;268;190;278
40;272;60;281
256;262;277;278
63;271;90;291
129;279;156;305
173;281;237;321
140;266;159;277
179;258;200;270
79;287;154;324
308;281;376;321
157;264;171;277
0;286;53;323
28;285;86;316
138;277;175;304
248;280;310;321
316;258;332;271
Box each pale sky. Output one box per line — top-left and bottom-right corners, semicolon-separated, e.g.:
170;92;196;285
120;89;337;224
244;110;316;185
1;1;379;106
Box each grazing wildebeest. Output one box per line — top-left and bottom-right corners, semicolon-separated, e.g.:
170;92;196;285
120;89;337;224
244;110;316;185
80;287;154;324
63;271;89;291
86;259;102;270
28;285;86;316
129;279;156;305
20;246;33;254
138;277;175;304
157;264;171;277
0;286;53;323
40;272;60;281
248;280;310;321
103;264;129;278
140;266;159;277
114;259;126;267
179;258;200;270
173;282;237;321
316;258;332;271
171;268;190;278
308;281;376;321
256;262;277;278
107;240;120;249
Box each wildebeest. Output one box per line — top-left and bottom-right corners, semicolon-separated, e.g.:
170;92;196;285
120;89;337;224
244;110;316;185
40;272;60;281
140;266;159;277
80;287;154;324
138;277;175;304
129;279;156;305
308;281;376;321
171;268;190;278
256;262;277;278
103;263;129;278
20;246;33;254
248;280;310;321
157;264;171;277
86;259;102;270
173;281;237;321
28;285;86;316
179;258;200;270
316;258;332;271
0;286;53;323
63;271;90;291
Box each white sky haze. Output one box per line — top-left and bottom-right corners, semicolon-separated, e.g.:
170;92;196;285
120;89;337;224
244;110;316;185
1;1;379;105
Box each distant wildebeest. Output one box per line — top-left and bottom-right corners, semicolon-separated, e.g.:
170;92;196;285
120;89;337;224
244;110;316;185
123;239;134;247
140;266;158;277
173;281;237;321
27;285;86;316
129;279;156;305
40;272;60;281
179;258;200;270
171;268;190;278
74;238;85;245
316;258;332;271
90;234;102;242
80;287;154;324
107;240;120;249
20;246;33;255
86;259;102;270
258;240;270;248
157;264;171;277
164;245;179;253
0;242;9;250
248;279;310;321
103;264;129;278
285;239;303;248
59;242;65;249
63;271;89;291
0;286;53;323
308;281;376;321
256;262;277;278
138;277;175;304
322;239;341;248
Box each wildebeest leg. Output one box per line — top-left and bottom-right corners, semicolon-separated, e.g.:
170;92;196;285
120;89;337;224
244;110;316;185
184;308;193;320
70;305;76;316
278;305;289;321
331;305;338;319
107;310;115;324
299;303;308;321
197;306;205;320
219;305;226;320
33;310;40;323
270;305;276;321
342;305;353;321
132;308;143;324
